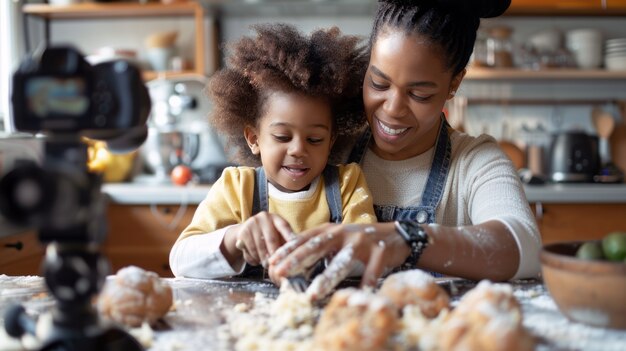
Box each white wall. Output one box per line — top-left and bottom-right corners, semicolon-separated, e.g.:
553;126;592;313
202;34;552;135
0;1;27;132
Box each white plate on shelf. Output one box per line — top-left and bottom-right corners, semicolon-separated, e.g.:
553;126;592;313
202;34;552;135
606;38;626;45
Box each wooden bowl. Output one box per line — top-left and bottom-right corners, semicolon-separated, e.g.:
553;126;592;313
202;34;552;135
541;241;626;330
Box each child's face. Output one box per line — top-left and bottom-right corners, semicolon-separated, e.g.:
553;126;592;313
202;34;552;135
245;92;334;193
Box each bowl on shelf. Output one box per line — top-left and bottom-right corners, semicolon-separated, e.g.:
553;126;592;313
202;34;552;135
540;241;626;330
605;55;626;71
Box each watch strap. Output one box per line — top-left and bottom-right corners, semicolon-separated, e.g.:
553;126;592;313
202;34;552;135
395;221;430;270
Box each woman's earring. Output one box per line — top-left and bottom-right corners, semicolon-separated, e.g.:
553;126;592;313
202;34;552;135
248;141;260;154
449;90;456;98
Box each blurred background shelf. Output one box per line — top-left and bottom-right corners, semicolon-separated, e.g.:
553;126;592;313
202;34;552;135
22;2;202;18
22;2;207;80
466;67;626;80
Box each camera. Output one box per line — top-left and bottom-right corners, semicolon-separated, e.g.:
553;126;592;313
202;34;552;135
0;46;149;350
11;45;150;135
1;46;150;241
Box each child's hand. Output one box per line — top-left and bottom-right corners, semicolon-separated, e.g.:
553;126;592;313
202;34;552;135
233;212;295;267
268;222;408;300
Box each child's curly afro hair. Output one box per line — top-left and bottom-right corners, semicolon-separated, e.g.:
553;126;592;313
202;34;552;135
207;23;368;166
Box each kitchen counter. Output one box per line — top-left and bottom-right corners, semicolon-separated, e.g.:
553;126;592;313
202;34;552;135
103;182;211;205
102;181;626;205
1;275;625;350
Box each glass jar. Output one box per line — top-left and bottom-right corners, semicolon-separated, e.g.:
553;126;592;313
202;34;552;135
470;29;489;67
486;26;514;68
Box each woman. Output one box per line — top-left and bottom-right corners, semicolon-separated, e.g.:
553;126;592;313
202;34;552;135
269;0;541;299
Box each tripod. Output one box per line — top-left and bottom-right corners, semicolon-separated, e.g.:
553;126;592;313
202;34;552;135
2;142;143;351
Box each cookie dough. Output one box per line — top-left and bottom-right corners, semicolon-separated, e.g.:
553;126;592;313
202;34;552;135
378;269;450;318
439;280;534;351
97;266;173;327
313;288;398;351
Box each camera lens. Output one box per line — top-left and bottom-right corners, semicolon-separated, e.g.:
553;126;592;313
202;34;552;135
0;164;55;225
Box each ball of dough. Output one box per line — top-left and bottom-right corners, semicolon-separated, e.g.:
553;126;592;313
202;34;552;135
439;280;534;351
378;269;450;318
97;266;172;328
313;288;398;351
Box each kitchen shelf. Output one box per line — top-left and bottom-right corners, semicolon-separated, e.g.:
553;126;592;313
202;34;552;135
194;0;626;17
465;67;626;81
22;2;207;80
22;2;202;19
27;0;623;18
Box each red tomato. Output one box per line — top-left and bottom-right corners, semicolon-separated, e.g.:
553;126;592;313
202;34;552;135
171;165;193;186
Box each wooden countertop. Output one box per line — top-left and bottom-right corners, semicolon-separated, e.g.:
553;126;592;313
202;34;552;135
1;276;625;350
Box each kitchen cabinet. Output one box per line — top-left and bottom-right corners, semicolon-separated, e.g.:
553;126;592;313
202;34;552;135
21;2;208;81
607;0;626;10
103;203;197;277
0;230;44;276
531;203;626;244
0;203;197;277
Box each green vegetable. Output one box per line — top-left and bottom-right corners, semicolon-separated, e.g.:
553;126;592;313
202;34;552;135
602;231;626;262
576;241;605;260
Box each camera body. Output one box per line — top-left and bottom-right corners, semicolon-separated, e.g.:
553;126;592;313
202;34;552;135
11;46;149;134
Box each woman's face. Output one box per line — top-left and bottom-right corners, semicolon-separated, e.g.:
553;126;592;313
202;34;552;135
244;92;334;193
363;29;464;160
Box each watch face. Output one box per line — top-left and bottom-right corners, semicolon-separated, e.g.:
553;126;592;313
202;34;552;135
399;221;427;241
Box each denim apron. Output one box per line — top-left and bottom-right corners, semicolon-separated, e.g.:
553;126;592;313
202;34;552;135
240;165;343;277
347;116;451;274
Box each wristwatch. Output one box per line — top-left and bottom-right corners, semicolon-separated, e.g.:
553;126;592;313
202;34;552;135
395;221;430;270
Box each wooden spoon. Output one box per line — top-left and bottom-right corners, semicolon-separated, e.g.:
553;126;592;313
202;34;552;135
593;111;615;140
592;109;615;165
609;101;626;181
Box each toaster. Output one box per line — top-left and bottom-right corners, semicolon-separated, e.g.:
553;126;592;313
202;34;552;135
549;131;600;183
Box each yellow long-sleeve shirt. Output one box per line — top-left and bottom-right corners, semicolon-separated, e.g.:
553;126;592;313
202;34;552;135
177;163;376;243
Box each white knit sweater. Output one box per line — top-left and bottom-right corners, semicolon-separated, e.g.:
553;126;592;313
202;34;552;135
361;131;541;279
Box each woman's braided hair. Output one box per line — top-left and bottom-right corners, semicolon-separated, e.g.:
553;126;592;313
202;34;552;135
207;23;368;166
372;0;511;76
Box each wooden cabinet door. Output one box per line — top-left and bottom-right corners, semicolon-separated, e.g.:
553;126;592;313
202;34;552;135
532;203;626;244
606;0;626;10
0;231;44;276
103;204;197;277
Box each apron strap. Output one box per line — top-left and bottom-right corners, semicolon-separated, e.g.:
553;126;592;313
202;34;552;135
252;167;267;213
322;164;342;223
419;114;452;209
347;129;372;165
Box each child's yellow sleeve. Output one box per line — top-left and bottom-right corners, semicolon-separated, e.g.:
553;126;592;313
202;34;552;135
176;167;256;242
338;163;377;224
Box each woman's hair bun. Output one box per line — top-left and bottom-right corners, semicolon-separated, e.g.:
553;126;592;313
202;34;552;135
439;0;511;18
379;0;511;19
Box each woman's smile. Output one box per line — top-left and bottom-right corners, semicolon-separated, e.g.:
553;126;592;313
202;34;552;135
377;117;410;136
374;116;411;143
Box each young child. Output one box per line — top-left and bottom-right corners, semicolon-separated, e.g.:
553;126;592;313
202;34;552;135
169;24;376;279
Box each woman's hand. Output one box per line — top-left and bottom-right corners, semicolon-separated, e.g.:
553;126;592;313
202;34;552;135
267;222;410;300
224;212;295;268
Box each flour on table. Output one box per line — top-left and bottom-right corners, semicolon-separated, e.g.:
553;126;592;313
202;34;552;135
218;286;317;351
